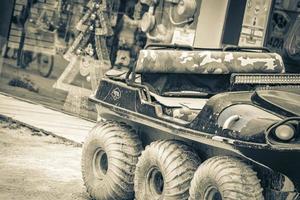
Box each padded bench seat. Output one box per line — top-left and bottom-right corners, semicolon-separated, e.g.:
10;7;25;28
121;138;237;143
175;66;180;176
136;49;285;74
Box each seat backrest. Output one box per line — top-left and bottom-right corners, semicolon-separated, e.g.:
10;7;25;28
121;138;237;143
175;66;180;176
135;49;285;74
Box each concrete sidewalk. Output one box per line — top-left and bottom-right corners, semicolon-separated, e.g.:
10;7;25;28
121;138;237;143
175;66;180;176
0;93;95;145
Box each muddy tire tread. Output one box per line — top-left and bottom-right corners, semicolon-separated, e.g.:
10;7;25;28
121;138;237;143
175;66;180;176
81;121;142;200
189;156;264;200
134;140;201;200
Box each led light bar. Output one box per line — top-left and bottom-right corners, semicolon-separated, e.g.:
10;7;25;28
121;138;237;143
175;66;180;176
231;74;300;85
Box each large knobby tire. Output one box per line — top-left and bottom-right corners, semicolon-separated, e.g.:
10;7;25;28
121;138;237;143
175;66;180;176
189;156;264;200
134;140;201;200
81;122;143;200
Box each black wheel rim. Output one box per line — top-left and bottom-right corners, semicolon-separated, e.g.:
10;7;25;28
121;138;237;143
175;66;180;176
147;167;164;197
93;148;108;179
37;54;53;77
204;186;222;200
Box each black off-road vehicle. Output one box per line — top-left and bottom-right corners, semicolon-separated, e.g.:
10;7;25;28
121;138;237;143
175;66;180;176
83;45;300;200
81;0;300;199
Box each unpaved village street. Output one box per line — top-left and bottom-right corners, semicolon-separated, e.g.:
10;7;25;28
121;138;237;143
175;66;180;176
0;119;90;200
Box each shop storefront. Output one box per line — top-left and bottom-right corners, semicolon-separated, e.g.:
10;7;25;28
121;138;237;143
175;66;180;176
0;0;299;121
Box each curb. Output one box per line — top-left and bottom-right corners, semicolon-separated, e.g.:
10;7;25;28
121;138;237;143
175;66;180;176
0;114;83;147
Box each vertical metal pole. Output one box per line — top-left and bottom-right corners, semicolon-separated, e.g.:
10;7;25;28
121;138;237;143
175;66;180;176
17;0;33;67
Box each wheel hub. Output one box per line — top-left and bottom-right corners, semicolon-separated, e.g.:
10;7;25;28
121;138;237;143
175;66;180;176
93;148;108;179
204;186;222;200
147;167;164;197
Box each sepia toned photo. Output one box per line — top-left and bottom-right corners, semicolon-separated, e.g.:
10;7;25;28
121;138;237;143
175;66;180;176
0;0;300;199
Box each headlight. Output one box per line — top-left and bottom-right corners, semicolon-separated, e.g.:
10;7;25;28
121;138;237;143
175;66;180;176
274;124;295;141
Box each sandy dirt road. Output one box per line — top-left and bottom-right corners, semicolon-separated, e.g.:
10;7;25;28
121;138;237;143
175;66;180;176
0;119;90;200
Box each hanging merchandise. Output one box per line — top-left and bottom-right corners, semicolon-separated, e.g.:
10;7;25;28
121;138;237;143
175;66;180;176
63;0;114;65
54;0;148;118
238;0;273;47
139;0;199;46
54;0;116;118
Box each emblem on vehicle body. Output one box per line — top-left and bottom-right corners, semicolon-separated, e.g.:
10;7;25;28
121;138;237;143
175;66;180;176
111;88;122;100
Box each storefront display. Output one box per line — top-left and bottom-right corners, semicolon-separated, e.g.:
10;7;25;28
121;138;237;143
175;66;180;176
53;0;145;117
0;0;146;119
54;0;113;117
7;0;58;76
